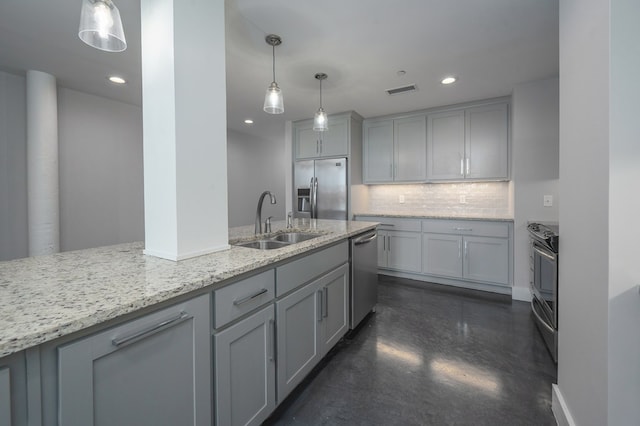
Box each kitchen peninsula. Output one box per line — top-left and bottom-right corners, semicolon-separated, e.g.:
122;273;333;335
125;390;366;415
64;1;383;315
0;219;377;426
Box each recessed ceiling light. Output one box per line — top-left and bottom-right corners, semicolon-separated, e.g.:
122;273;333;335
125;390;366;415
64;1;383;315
441;76;457;85
397;70;407;76
244;119;254;125
108;76;126;84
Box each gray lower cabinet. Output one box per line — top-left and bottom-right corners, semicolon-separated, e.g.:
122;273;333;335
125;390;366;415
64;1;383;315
0;367;10;426
58;294;211;426
378;230;422;273
0;352;27;426
214;304;276;426
422;220;511;286
463;236;509;285
422;233;464;278
276;263;349;402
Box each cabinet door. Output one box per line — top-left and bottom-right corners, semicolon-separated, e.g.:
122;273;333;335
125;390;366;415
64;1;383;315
394;115;426;182
295;121;319;160
363;120;394;183
276;281;321;402
386;231;422;273
214;305;276;426
0;368;10;426
319;116;349;157
318;264;349;356
422;233;463;278
427;110;465;180
465;103;509;180
58;295;211;426
463;236;509;285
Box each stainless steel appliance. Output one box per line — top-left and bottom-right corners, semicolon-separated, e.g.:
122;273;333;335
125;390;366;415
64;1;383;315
294;158;347;220
350;230;378;329
528;222;559;363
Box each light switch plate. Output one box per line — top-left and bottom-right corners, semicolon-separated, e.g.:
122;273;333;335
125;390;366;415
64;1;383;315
459;195;467;204
399;194;405;204
544;195;553;207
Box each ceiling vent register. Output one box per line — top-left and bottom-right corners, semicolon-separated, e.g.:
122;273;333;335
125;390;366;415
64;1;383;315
385;84;418;95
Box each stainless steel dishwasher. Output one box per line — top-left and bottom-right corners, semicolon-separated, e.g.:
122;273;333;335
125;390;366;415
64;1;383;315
350;230;378;329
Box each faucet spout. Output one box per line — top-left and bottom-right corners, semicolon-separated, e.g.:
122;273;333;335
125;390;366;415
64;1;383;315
255;191;277;235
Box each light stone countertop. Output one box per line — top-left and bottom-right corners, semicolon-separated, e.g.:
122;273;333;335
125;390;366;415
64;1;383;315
354;212;514;222
0;219;377;358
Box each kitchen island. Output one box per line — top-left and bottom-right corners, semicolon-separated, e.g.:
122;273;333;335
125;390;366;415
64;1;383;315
0;219;377;426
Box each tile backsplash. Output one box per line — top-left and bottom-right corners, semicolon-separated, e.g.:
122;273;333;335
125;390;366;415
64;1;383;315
352;182;513;218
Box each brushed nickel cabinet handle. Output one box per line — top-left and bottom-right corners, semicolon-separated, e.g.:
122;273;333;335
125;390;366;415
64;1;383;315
233;288;268;306
112;311;191;347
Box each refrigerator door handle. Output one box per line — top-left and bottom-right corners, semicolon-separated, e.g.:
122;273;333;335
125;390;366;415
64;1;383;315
312;177;319;218
309;177;315;219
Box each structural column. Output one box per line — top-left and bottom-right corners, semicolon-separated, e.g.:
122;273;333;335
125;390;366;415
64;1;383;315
141;0;229;260
26;70;59;256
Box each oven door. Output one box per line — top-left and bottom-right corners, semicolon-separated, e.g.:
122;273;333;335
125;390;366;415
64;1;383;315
530;241;558;328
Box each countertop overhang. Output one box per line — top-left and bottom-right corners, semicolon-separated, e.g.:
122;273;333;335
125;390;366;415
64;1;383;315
0;219;377;358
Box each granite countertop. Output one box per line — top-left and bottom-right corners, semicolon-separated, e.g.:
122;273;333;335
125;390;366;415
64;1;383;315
354;212;514;222
0;219;377;358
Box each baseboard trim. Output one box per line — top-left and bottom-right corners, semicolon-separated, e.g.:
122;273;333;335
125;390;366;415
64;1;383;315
552;384;576;426
378;270;511;296
511;285;532;302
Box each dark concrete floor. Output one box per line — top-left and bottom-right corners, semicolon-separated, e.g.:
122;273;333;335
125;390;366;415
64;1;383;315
264;275;557;426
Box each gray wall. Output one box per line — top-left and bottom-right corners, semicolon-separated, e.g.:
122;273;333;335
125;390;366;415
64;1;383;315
0;71;28;261
227;129;286;227
511;77;559;299
58;88;144;252
557;0;640;424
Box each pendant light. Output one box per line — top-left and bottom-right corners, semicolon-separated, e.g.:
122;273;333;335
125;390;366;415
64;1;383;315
78;0;127;52
313;73;328;131
263;34;284;114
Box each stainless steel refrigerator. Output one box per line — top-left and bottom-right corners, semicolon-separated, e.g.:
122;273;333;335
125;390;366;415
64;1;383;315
294;158;348;220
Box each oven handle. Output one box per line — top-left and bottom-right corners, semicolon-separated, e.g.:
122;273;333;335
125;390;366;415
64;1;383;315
532;244;556;261
531;298;555;334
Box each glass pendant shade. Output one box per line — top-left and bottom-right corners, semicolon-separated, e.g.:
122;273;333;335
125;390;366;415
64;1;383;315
313;107;328;131
264;82;284;114
78;0;127;52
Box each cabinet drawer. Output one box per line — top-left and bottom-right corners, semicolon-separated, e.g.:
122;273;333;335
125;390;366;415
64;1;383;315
213;270;275;329
276;241;348;297
422;219;509;238
357;216;421;232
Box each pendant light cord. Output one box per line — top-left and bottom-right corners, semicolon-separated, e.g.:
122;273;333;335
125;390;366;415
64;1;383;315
319;78;323;107
272;44;276;83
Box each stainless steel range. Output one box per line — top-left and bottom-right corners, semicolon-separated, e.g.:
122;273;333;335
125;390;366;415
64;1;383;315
528;222;559;363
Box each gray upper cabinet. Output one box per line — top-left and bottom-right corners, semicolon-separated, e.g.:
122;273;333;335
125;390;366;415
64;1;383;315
58;294;211;426
427;110;466;180
294;114;349;160
363;115;427;183
362;120;394;182
427;102;509;181
214;304;276;426
465;103;509;180
394;116;427;181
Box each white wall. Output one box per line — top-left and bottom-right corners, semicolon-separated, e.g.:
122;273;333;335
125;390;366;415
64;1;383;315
556;0;610;424
608;0;640;422
227;128;286;227
0;71;28;261
57;88;144;252
511;77;559;300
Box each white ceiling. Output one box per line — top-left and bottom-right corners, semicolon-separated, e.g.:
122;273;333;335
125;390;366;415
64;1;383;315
0;0;558;142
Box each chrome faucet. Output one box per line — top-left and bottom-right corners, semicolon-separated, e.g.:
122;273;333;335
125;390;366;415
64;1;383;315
255;191;277;235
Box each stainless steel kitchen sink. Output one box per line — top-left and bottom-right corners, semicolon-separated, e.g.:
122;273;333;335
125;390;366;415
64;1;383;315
234;240;290;250
271;232;323;243
232;231;323;250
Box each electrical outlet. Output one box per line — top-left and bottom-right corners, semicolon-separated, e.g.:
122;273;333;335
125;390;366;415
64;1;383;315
399;194;405;204
459;195;467;204
543;195;553;207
